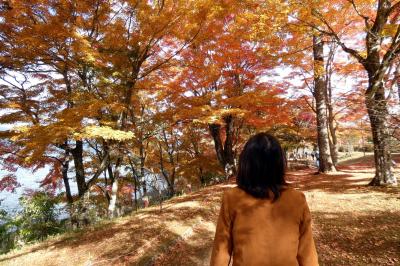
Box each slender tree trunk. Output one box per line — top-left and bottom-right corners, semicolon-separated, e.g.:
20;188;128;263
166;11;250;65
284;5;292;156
140;144;147;195
327;120;339;166
396;65;400;103
327;96;339;166
107;156;122;217
62;159;73;204
199;167;206;185
158;140;175;198
397;77;400;102
325;53;339;166
108;163;122;217
366;81;396;185
127;155;139;211
61;71;75;203
108;177;118;217
134;175;138;212
313;34;336;173
398;79;400;103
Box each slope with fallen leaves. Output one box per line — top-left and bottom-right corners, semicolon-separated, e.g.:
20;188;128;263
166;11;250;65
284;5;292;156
0;155;399;266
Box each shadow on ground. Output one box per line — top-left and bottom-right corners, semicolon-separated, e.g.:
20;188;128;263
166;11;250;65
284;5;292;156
314;211;400;265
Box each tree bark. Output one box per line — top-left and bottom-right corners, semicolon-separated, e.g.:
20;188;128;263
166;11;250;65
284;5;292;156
62;158;73;204
134;174;138;212
158;138;176;198
108;177;119;217
223;115;236;177
139;142;147;195
71;140;86;196
325;44;339;166
108;159;121;217
327;119;339;166
360;0;397;185
127;155;139;211
209;115;236;178
313;34;336;173
326;84;339;166
365;80;396;185
396;64;400;103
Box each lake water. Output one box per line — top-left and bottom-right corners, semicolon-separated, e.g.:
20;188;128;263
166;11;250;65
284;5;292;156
1;165;166;216
0;167;50;214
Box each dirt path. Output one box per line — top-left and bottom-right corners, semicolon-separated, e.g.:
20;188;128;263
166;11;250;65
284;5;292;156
0;155;399;265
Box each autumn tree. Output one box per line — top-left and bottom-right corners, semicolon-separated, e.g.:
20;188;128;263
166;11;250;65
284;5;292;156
170;3;290;178
309;0;400;185
0;0;212;217
312;33;336;172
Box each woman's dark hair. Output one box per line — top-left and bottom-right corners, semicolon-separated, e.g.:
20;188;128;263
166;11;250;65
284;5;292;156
236;132;287;200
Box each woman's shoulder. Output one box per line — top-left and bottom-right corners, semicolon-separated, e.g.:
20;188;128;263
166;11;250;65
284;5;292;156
221;186;307;205
223;186;243;197
281;186;307;202
221;186;250;202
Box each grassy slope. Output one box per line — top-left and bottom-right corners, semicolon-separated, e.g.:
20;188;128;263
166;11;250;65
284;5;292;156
1;155;399;266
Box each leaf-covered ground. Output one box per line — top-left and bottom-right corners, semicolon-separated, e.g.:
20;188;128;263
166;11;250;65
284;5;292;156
0;155;399;266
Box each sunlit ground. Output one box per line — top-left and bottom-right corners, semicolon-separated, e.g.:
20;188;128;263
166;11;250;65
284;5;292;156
0;155;399;266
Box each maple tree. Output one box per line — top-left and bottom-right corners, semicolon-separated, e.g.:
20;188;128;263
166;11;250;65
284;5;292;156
0;0;210;214
169;4;290;178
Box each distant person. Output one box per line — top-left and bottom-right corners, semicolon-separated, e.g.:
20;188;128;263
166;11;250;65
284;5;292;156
142;195;149;208
210;133;318;266
315;151;320;168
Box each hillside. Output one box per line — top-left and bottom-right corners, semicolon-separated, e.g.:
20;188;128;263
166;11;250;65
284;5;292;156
0;155;399;266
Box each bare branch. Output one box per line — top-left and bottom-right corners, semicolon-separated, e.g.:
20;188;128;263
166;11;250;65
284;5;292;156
346;0;371;28
311;9;366;64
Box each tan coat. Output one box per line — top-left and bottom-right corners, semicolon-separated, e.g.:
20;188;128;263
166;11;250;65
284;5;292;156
210;186;318;266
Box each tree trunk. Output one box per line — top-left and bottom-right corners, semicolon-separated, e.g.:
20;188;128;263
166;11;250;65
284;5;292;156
313;34;336;173
325;50;339;166
397;76;400;102
366;82;397;185
71;140;86;196
158;140;176;198
198;167;206;186
396;65;400;103
134;175;138;212
62;159;73;204
108;174;119;218
327;121;339;166
167;183;175;198
140;144;147;195
327;99;339;166
127;155;139;211
209;123;225;165
223;115;236;177
398;77;400;103
209;115;236;178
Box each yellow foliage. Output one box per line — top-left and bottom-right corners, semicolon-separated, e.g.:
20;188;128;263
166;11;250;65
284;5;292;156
381;24;399;37
79;126;134;141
